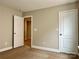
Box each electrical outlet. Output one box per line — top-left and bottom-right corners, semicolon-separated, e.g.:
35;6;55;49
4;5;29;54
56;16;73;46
34;28;38;31
42;42;46;44
5;42;8;46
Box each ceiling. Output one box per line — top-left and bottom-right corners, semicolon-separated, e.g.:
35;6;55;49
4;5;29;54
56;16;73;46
0;0;78;12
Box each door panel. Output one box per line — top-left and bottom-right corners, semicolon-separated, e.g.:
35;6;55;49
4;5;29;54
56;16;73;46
59;9;78;54
14;16;24;48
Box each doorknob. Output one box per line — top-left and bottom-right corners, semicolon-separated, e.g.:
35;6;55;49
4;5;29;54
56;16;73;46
60;34;62;36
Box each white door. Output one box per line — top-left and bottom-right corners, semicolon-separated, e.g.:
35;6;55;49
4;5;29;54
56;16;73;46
14;15;24;48
59;9;78;54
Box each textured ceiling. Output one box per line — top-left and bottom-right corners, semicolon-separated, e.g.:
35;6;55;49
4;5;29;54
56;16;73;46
0;0;78;12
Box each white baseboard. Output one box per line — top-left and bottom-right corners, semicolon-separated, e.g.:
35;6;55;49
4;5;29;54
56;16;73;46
78;46;79;49
78;46;79;56
0;47;12;52
31;45;79;55
32;45;60;52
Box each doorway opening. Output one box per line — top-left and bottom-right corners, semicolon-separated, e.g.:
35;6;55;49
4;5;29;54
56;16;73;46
24;17;31;48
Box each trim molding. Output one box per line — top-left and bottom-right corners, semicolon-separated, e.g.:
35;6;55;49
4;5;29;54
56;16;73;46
32;45;60;52
24;16;33;48
0;47;12;52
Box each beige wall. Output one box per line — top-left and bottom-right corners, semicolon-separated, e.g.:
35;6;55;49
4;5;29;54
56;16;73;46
0;5;22;49
23;3;78;49
0;2;78;50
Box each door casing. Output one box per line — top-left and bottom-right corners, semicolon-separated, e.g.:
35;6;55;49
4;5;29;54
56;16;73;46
24;16;33;47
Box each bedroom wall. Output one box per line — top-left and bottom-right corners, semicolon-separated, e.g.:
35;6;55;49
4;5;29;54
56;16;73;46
23;2;78;49
0;5;22;49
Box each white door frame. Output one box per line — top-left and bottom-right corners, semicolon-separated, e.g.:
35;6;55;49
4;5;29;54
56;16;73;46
24;16;33;47
59;9;78;54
